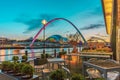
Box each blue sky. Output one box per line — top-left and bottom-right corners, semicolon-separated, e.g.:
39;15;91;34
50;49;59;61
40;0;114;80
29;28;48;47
0;0;109;41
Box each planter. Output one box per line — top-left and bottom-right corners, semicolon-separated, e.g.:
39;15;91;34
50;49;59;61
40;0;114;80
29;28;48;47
1;62;34;79
21;74;33;79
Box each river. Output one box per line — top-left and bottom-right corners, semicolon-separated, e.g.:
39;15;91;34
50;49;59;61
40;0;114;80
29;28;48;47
0;48;73;62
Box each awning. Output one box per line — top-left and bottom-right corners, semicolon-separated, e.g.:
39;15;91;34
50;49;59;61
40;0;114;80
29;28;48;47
102;0;113;34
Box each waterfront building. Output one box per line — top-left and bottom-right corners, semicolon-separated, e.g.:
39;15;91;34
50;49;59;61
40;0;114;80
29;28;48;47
0;37;16;47
102;0;120;62
0;37;9;44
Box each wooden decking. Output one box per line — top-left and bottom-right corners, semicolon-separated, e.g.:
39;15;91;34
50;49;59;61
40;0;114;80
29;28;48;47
0;73;16;80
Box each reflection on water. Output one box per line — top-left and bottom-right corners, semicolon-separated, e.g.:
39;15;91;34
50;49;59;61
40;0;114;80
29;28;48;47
13;49;20;54
0;49;5;61
0;48;73;62
0;49;21;62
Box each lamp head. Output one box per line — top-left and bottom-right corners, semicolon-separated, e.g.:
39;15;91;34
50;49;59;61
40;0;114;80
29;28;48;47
41;19;47;25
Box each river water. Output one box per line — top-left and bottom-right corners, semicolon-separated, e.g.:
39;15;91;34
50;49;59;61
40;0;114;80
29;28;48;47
0;48;73;62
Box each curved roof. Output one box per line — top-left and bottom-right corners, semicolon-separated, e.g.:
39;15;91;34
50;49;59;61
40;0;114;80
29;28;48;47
46;35;68;42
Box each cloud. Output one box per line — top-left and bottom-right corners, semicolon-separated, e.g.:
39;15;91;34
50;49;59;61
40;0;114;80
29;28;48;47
80;23;104;30
15;14;58;33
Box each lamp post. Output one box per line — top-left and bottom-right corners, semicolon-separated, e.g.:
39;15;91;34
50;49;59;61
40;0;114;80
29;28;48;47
41;19;47;54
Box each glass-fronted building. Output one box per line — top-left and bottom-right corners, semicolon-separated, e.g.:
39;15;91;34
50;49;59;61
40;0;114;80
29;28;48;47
102;0;120;62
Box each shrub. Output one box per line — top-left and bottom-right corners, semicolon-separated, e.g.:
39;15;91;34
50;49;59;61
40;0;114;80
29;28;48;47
71;74;84;80
17;63;25;73
41;54;45;59
13;63;20;73
8;62;14;70
46;53;49;58
21;64;34;76
12;56;19;63
49;69;66;80
1;61;10;71
59;51;67;55
0;64;2;69
22;55;28;62
95;78;105;80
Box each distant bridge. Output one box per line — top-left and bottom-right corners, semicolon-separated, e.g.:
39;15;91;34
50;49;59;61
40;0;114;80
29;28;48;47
30;18;87;47
88;36;107;43
0;42;72;49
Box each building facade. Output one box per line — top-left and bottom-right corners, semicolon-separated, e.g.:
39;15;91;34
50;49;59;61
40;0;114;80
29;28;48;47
102;0;120;62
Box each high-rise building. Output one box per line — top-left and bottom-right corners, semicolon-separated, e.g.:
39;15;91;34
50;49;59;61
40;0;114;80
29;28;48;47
102;0;120;62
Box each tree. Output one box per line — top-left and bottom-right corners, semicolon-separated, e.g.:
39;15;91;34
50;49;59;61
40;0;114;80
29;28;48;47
67;32;82;53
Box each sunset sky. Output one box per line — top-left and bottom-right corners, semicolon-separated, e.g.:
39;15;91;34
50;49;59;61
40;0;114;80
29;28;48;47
0;0;109;41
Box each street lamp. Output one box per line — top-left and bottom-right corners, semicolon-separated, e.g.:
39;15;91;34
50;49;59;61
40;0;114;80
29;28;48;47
41;19;47;54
